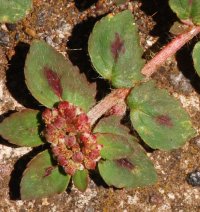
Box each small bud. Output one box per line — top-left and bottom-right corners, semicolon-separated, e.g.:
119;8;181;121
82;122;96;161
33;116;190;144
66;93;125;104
76;113;90;132
64;160;77;175
72;152;84;163
52;146;60;156
84;158;96;170
52;108;59;118
42;108;53;124
58;101;70;113
57;155;68;166
65;135;76;147
80;133;90;144
53;115;66;129
89;149;100;160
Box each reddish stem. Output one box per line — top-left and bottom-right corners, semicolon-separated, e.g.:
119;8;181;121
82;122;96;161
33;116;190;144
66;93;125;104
141;26;200;77
87;26;200;125
87;88;130;125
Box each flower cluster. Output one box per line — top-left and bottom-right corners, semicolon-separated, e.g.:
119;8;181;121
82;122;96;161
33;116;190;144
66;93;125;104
42;101;102;175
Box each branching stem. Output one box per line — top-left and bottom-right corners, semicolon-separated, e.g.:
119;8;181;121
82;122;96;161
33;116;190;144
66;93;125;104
87;88;130;125
87;25;200;125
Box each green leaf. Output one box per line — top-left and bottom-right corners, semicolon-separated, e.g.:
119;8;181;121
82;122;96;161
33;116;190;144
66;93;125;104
25;40;96;112
88;10;144;88
21;150;70;200
95;116;157;188
72;170;88;192
93;116;131;136
98;143;157;188
94;116;137;160
96;133;133;160
0;0;32;23
169;0;200;25
169;21;191;35
0;109;44;147
192;41;200;76
127;81;196;150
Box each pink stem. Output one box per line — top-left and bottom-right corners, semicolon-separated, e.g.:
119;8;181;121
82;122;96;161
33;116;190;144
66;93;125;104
87;88;130;125
87;26;200;125
141;26;200;77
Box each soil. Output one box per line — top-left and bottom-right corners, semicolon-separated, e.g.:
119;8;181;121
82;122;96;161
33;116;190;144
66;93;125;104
0;0;200;211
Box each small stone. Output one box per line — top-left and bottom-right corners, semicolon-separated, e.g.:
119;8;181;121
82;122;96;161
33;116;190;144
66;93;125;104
25;28;36;37
187;170;200;186
15;32;20;41
0;30;9;46
149;193;163;204
194;136;200;148
167;192;175;200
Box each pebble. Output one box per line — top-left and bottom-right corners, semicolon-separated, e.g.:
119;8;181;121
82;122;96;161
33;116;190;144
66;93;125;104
187;170;200;186
25;28;36;37
0;30;9;46
194;136;200;148
149;193;163;204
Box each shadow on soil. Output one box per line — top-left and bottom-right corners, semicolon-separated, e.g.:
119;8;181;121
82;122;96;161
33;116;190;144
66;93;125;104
90;169;109;188
141;0;177;57
74;0;98;11
6;42;43;110
176;38;200;93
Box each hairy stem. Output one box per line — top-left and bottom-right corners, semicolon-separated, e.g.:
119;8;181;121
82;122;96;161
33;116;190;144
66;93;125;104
88;25;200;125
87;88;130;125
141;25;200;77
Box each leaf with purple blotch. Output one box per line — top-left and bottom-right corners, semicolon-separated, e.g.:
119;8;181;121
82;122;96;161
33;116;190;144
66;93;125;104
94;116;157;188
88;10;144;88
25;40;96;112
21;150;70;200
127;81;196;150
98;139;157;188
0;109;44;147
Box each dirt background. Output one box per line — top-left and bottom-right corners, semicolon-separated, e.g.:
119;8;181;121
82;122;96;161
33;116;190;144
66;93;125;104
0;0;200;211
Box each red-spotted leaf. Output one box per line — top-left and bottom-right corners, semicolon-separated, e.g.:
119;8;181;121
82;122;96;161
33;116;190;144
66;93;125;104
25;40;96;112
0;109;44;147
21;150;70;200
94;116;157;188
72;169;88;192
169;0;200;25
88;10;144;88
127;81;196;150
98;141;157;188
94;116;136;160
